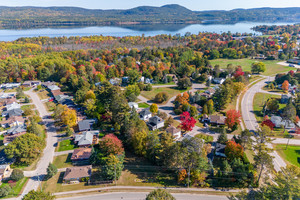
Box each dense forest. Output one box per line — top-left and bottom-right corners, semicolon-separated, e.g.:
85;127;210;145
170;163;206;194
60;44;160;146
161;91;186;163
0;5;300;28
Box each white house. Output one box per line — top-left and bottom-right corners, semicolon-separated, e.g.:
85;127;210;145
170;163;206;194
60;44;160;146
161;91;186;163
139;109;152;121
270;115;295;129
166;126;181;140
5;102;21;111
147;116;164;130
212;78;225;85
128;102;138;110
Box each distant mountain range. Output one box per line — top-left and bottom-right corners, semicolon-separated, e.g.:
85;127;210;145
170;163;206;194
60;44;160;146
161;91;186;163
0;4;299;28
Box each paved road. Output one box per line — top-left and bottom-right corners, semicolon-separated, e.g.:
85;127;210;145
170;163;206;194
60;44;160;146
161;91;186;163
240;77;288;172
19;89;58;199
58;192;228;200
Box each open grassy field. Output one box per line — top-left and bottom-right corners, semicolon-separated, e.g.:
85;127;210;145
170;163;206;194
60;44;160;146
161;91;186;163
53;153;73;169
141;87;188;103
274;145;300;168
57;139;77;152
210;59;294;76
36;89;51;100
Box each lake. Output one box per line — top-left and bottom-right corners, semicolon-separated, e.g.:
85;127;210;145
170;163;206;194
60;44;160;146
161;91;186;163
0;22;297;41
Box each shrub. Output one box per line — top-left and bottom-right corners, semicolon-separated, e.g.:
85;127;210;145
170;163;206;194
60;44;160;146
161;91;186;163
154;92;168;103
11;169;24;181
0;185;11;197
145;84;152;91
146;189;175;200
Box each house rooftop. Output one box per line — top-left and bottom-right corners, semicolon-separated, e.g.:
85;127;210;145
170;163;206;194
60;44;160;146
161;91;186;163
78;119;96;132
71;148;92;161
63;165;92;180
166;126;181;135
75;130;99;146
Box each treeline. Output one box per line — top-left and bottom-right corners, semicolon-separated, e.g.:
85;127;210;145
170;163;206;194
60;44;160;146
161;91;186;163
0;5;299;28
253;24;300;35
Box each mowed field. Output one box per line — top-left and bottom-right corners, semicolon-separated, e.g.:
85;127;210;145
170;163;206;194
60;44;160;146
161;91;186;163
210;59;294;76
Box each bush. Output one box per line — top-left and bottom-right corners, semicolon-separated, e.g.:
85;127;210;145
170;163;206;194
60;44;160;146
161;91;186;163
146;189;175;200
11;169;24;181
145;84;152;91
46;163;57;179
154;92;168;103
195;133;213;143
174;109;183;115
0;185;11;197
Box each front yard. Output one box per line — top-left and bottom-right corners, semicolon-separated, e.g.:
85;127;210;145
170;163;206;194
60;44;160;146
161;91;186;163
53;153;73;169
141;87;189;103
56;139;77;152
0;177;29;199
274;144;300;168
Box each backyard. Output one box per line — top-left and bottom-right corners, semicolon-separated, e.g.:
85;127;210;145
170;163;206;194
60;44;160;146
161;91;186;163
53;153;73;169
210;59;294;76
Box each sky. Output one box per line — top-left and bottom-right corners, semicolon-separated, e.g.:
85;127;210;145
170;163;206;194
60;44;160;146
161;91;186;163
0;0;299;10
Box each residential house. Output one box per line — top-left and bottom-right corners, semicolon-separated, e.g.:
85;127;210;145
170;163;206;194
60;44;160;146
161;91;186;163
128;102;138;110
205;88;216;96
74;130;99;147
0;165;12;183
0;116;25;128
166;126;181;140
78;119;96;132
3;132;26;146
51;89;64;97
147;116;164;130
215;143;226;157
0;93;15;99
109;78;121;86
122;77;129;85
63;165;92;184
48;85;61;91
71;148;92;165
212;78;225;85
0;98;16;107
281;95;290;104
165;74;178;83
270;115;295;129
139;109;152;121
31;81;41;86
41;81;56;88
1;108;23;118
191;103;202;113
5;102;21;111
6;125;27;135
1;83;20;89
138;76;145;83
22;81;32;87
209;115;226;125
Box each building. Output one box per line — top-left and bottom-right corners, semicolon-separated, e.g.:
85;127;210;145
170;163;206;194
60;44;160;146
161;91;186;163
0;93;15;99
281;95;290;104
71;148;92;165
209;115;226;125
63;165;92;184
48;85;61;91
205;88;216;95
128;102;138;110
1;108;23;118
166;126;181;140
22;81;32;87
3;132;26;146
74;130;99;147
109;78;121;86
78;119;96;132
212;78;225;85
41;81;56;88
215;143;226;157
139;109;152;121
147;116;164;130
0;165;12;183
5;102;21;111
0;116;25;128
6;125;27;135
270;115;295;129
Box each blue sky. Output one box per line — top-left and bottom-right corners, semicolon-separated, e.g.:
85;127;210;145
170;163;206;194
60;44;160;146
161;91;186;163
1;0;300;10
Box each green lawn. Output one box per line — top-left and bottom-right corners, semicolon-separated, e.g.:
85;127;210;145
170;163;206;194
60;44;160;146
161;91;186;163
138;102;150;108
153;82;175;86
57;140;77;152
275;145;300;168
0;177;28;198
36;90;51;100
53;153;73;169
141;87;189;102
21;104;35;110
210;59;294;76
253;92;285;123
45;101;56;112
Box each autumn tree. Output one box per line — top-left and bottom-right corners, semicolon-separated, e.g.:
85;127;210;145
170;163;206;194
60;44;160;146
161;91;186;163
180;111;196;132
146;189;175;200
261;119;275;130
22;190;55;200
61;106;77;128
154;92;168;103
177;76;192;89
225;109;241;130
150;103;158;114
177;169;187;184
251;62;266;73
131;130;148;156
266;98;279;112
282;80;289;93
225;141;244;161
99;134;124;155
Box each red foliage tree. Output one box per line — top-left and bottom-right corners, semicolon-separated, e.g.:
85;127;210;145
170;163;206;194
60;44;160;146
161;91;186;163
282;80;289;92
225;109;241;129
288;70;295;77
225;141;244;161
180;111;196;132
261;119;275;130
99;134;124;155
233;66;244;78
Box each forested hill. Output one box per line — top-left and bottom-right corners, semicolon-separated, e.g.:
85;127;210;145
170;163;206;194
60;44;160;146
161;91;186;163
0;5;300;28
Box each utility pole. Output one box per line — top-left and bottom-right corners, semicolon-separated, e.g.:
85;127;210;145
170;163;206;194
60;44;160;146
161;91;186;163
187;165;191;188
114;164;117;186
37;173;42;192
285;135;292;150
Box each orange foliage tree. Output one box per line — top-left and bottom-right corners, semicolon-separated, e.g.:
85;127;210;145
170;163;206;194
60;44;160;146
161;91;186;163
225;141;244;161
225;109;241;129
282;80;289;92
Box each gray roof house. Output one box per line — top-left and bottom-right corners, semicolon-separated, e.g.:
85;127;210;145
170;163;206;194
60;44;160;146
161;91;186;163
48;85;61;91
74;130;99;147
215;143;226;157
78;119;96;132
5;102;21;111
6;125;26;135
139;109;152;121
147;116;164;131
270;115;295;129
212;78;225;85
2;108;23;118
281;95;290;104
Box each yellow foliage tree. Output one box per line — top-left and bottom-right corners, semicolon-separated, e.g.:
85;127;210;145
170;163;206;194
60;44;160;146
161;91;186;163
61;106;77;128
